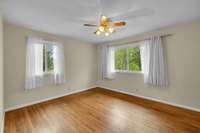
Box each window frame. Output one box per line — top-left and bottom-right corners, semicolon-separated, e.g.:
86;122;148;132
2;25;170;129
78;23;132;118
114;43;143;74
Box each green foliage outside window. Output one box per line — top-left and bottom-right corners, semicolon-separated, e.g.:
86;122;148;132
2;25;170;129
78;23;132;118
43;45;54;72
114;47;141;72
114;48;127;70
47;46;54;71
128;47;141;71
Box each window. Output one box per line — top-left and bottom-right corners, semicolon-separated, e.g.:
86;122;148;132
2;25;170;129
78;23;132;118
26;37;66;90
43;44;54;73
114;47;142;72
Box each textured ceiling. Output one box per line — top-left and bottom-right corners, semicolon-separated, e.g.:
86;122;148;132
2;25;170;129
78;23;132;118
2;0;200;44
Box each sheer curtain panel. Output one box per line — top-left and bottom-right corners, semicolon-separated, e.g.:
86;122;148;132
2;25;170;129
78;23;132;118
53;43;66;85
140;36;168;86
25;37;44;90
101;45;115;80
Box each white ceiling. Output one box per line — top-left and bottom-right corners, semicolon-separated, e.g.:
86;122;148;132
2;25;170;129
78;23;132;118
2;0;200;44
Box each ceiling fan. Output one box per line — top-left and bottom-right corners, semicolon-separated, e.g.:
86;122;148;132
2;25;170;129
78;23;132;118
78;5;154;37
84;15;126;36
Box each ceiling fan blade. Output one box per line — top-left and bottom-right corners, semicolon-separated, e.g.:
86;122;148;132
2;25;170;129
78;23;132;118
84;24;98;27
112;21;126;27
65;17;97;25
109;8;155;21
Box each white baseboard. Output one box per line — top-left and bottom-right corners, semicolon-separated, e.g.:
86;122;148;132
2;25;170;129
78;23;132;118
0;111;4;133
98;85;200;112
5;86;96;112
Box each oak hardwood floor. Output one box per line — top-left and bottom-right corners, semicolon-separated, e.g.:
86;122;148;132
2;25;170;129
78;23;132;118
5;88;200;133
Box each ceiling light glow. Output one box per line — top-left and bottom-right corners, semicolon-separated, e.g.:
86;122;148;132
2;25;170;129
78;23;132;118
99;26;104;32
102;15;107;20
96;31;101;35
105;32;110;36
108;27;114;33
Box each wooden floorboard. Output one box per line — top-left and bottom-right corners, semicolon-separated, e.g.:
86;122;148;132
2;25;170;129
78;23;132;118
5;87;200;133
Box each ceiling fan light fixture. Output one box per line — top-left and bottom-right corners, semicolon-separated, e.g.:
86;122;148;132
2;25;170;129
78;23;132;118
84;15;126;37
101;15;107;20
105;32;110;36
108;27;114;33
96;30;101;35
99;26;104;32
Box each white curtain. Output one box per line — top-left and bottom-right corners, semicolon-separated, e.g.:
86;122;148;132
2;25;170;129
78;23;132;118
53;43;66;85
140;36;168;86
25;37;44;90
101;45;115;80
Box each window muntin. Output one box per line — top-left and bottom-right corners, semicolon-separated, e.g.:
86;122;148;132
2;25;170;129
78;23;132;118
114;47;142;72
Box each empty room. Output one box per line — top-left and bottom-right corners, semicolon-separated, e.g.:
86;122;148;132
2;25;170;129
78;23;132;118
0;0;200;133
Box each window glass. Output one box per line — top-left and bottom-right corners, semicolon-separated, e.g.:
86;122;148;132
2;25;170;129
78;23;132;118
42;44;54;73
114;46;142;72
46;45;54;72
43;45;46;72
128;47;141;71
114;48;127;70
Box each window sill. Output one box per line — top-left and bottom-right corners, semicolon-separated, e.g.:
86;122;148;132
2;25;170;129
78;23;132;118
43;72;54;76
115;71;143;75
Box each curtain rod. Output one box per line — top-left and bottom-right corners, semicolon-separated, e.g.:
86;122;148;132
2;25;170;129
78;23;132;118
109;34;173;47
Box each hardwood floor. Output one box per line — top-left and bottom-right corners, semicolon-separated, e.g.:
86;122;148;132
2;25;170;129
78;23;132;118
5;87;200;133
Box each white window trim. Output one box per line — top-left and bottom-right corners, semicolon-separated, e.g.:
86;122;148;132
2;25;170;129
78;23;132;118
113;43;143;74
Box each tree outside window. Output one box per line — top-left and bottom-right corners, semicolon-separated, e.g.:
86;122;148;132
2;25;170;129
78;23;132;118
114;47;141;72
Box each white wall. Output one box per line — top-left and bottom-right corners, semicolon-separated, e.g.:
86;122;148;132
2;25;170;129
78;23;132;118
0;14;4;132
4;20;200;112
4;23;97;110
97;20;200;110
